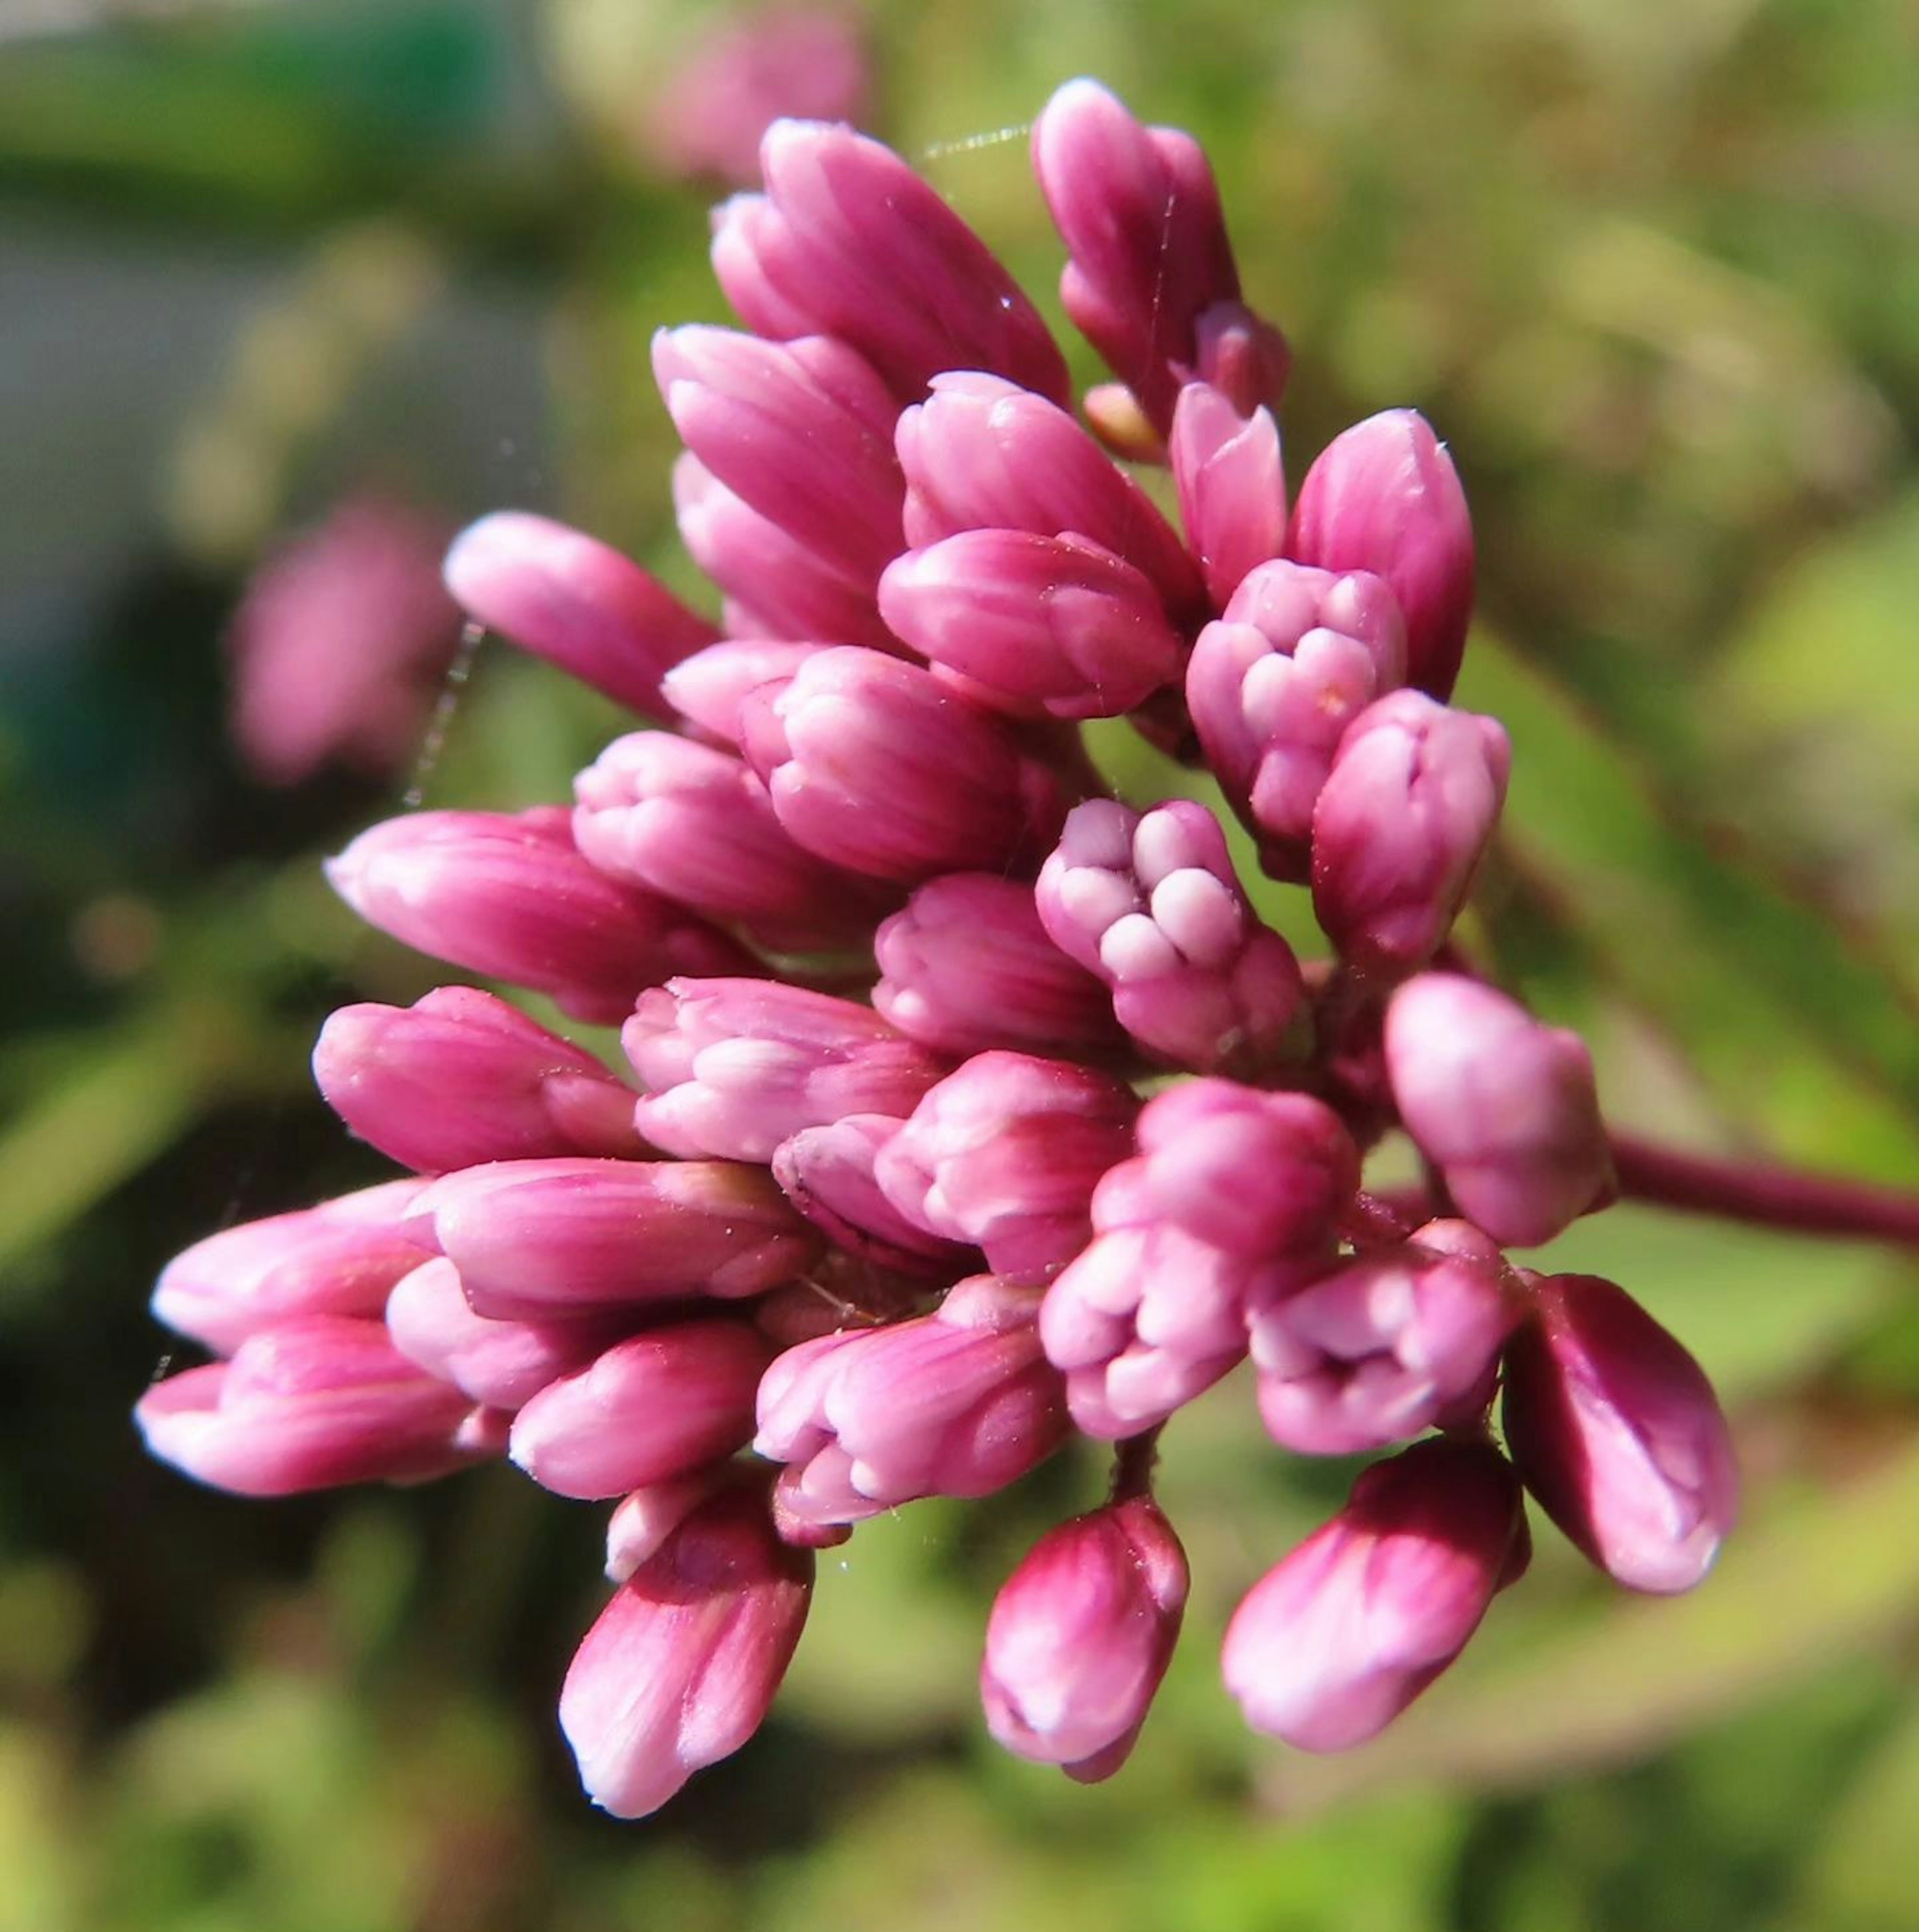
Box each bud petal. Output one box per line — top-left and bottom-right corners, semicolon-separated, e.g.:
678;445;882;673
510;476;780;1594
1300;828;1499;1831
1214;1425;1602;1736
560;1482;813;1817
1222;1437;1526;1750
443;512;718;715
1288;410;1476;700
982;1497;1188;1781
1385;974;1614;1247
1501;1273;1738;1594
314;989;645;1174
1310;691;1510;980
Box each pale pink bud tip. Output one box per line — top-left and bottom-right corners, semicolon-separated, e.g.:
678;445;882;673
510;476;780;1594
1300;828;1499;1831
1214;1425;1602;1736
981;1496;1189;1781
1221;1437;1525;1751
1502;1274;1738;1594
1385;974;1614;1248
560;1483;813;1818
1288;410;1475;701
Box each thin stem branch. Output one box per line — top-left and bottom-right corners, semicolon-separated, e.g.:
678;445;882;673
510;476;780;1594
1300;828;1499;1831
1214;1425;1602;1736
1609;1133;1919;1249
1109;1427;1164;1504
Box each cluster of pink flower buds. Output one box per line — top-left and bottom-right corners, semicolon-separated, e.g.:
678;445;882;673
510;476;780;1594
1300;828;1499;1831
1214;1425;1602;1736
138;79;1739;1816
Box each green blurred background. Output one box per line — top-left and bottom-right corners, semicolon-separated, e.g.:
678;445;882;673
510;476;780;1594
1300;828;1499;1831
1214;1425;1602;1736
3;1;1918;1927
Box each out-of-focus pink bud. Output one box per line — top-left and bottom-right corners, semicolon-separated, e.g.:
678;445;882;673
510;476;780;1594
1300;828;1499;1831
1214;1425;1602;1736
712;120;1070;406
641;9;869;190
1502;1273;1738;1594
1043;1219;1297;1437
874;1052;1139;1285
1309;691;1511;981
1287;410;1476;701
406;1157;817;1320
313;988;646;1175
896;373;1204;614
508;1319;772;1500
1221;1436;1527;1750
384;1257;634;1411
228;497;463;787
873;873;1120;1059
443;512;718;716
1127;1079;1360;1258
754;1275;1067;1528
981;1496;1188;1782
573;732;896;951
879;532;1184;721
324;808;757;1026
1169;383;1286;612
134;1315;490;1497
654;328;903;587
560;1480;813;1817
740;647;1069;882
1035;799;1306;1075
671;455;896;650
624;979;949;1162
151;1181;426;1355
1249;1220;1520;1454
1032;79;1271;433
771;1114;973;1277
1385;974;1615;1247
1186;560;1405;882
660;639;828;748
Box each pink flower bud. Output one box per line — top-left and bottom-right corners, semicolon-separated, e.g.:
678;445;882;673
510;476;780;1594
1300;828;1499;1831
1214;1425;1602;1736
1031;79;1252;433
981;1496;1189;1781
135;1315;489;1497
771;1114;973;1277
653;327;903;587
1249;1220;1520;1454
671;455;895;650
508;1319;773;1500
712;120;1069;406
384;1257;634;1411
879;531;1186;721
1502;1273;1738;1594
324;808;757;1026
1192;300;1292;422
1168;383;1286;612
151;1180;426;1355
406;1157;816;1320
740;647;1069;882
1385;974;1614;1247
442;512;718;715
1041;1215;1307;1438
875;1052;1140;1284
228;497;462;786
1128;1079;1361;1258
754;1275;1068;1528
559;1481;813;1817
1287;410;1476;701
313;988;646;1175
1186;560;1405;882
896;373;1203;613
873;873;1120;1059
624;978;949;1162
1037;800;1306;1075
1310;691;1511;980
573;732;896;951
1222;1437;1527;1750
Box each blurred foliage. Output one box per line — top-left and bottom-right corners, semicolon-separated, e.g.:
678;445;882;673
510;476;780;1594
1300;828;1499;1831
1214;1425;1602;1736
2;0;1917;1928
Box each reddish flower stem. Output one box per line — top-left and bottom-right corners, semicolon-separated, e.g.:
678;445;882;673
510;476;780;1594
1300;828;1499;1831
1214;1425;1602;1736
1109;1427;1164;1504
1608;1133;1919;1248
